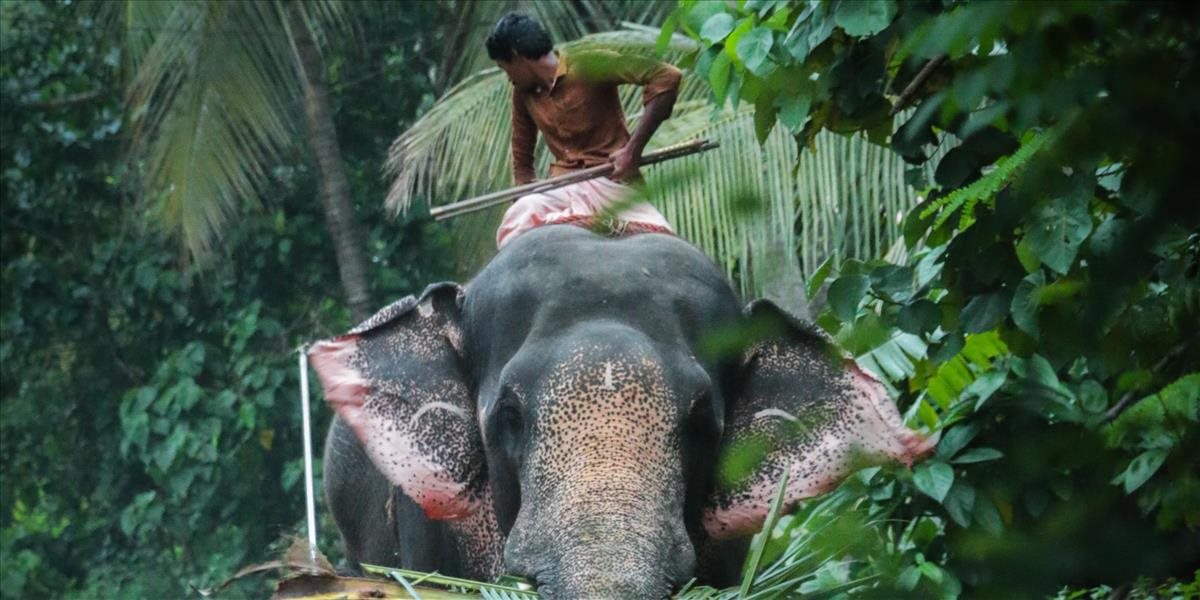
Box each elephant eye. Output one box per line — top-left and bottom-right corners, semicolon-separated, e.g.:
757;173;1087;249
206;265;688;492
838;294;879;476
497;404;523;438
686;390;721;440
492;395;526;463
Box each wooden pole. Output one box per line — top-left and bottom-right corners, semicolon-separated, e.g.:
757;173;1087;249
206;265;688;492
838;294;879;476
430;139;719;221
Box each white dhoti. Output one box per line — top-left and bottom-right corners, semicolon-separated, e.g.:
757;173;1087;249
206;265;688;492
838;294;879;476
495;177;674;249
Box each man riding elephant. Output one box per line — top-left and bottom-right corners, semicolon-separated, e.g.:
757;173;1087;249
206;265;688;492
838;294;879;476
311;11;932;599
485;12;682;248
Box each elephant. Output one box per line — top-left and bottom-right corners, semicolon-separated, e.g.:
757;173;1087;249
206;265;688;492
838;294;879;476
310;225;933;598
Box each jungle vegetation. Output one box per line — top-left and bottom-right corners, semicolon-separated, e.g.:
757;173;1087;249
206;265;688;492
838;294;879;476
2;0;1197;598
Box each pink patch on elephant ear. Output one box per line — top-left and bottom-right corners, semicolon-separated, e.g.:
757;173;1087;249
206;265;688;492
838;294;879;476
308;335;482;521
844;360;938;465
703;330;935;540
309;337;369;423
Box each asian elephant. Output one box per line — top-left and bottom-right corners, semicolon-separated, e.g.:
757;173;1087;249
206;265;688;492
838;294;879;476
310;225;933;598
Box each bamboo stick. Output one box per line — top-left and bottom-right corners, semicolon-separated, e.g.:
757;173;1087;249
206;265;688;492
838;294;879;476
431;139;719;221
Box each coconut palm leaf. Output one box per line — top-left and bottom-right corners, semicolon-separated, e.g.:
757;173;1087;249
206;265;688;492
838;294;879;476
385;28;941;300
119;0;348;259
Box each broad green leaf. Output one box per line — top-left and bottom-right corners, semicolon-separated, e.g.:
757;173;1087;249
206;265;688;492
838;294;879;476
952;447;1004;464
1077;379;1108;414
1025;196;1093;274
964;367;1008;410
1037;278;1082;305
726;68;744;109
763;5;792;30
943;482;976;527
736;26;775;75
898;300;939;335
898;566;921;591
913;461;955;503
936;423;979;460
776;91;812;133
918;561;944;584
753;93;778;143
870;264;914;303
913;244;948;288
972;494;1005;535
724;16;755;62
1089;215;1129;257
807;6;836;49
827;274;870;321
837;312;892;356
1027;354;1072;400
806;255;835;299
961;291;1009;333
833;0;897;37
656;13;679;55
684;0;727;35
699;12;735;44
1015;236;1042;272
1010;270;1045;338
709;52;733;105
1117;448;1169;494
783;13;813;63
917;398;940;429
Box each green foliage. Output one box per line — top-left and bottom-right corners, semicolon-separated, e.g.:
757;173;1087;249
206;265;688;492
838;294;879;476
677;0;1200;596
1;2;454;596
920;129;1052;231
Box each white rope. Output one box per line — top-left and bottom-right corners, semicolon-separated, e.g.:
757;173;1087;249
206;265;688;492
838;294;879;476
297;344;318;567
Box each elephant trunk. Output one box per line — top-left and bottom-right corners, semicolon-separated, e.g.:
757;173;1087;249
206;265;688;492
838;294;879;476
510;498;695;599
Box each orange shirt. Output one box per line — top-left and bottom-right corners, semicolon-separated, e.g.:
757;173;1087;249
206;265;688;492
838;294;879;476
510;49;682;184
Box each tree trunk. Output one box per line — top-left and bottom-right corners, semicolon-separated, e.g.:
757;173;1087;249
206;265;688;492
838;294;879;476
434;0;477;94
289;3;372;322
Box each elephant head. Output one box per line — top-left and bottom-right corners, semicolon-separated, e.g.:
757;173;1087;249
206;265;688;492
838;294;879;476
309;227;932;598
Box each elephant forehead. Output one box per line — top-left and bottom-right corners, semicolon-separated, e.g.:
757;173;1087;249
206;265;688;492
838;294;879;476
531;350;679;477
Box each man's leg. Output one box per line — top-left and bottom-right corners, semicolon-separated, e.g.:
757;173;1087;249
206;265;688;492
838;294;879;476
496;178;675;248
582;178;674;235
496;187;586;249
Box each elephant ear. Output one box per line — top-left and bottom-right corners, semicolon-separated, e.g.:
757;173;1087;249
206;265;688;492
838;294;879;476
309;282;484;520
703;300;935;540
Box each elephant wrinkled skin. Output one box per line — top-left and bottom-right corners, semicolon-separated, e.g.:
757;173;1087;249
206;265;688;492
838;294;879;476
311;225;933;598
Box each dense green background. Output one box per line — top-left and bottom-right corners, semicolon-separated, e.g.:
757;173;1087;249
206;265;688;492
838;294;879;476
2;1;1198;598
666;0;1199;597
0;2;455;596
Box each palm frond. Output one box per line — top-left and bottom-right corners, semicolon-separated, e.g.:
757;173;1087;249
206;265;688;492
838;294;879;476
123;0;347;260
385;27;940;298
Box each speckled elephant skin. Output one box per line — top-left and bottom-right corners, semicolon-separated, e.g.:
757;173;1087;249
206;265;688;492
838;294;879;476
310;225;934;598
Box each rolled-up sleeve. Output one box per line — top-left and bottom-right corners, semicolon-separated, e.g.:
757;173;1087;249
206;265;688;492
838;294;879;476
574;50;682;107
511;90;537;185
637;59;682;107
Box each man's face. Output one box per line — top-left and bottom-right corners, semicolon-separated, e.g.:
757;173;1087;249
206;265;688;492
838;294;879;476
496;56;541;91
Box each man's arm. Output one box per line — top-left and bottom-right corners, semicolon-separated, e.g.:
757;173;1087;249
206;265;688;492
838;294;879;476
511;91;537;185
598;53;683;180
610;83;679;180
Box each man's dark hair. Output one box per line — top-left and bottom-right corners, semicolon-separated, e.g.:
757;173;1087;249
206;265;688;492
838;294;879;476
485;12;553;62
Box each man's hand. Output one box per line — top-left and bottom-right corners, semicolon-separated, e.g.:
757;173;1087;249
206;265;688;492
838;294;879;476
608;143;642;181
